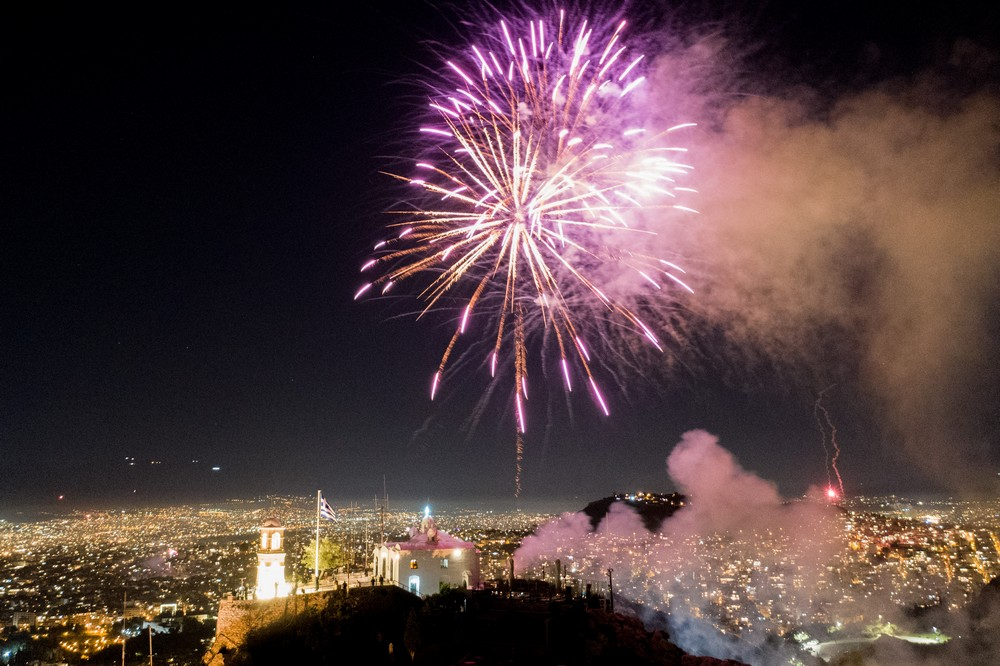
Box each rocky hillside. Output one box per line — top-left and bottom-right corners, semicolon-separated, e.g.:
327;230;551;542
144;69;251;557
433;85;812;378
222;586;747;665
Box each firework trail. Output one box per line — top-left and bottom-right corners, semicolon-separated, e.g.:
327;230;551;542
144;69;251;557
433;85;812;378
357;8;697;493
813;385;844;499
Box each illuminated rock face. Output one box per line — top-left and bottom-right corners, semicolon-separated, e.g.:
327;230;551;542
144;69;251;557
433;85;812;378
204;592;333;665
255;518;291;600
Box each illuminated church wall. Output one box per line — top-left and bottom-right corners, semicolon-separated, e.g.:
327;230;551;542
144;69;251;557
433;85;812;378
372;511;480;597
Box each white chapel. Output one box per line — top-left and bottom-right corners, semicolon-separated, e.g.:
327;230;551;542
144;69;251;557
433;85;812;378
372;507;480;597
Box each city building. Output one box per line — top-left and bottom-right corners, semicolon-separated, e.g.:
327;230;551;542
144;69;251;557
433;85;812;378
371;508;480;596
254;518;291;599
123;604;147;620
11;611;37;628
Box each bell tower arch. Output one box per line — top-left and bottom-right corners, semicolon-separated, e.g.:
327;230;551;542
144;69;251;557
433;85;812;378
255;518;289;599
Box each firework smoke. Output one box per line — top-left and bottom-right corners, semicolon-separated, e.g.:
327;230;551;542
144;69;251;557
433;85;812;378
516;430;846;664
814;385;845;498
678;81;1000;493
595;9;1000;493
516;430;1000;664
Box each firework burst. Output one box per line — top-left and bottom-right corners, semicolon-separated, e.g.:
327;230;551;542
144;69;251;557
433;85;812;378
357;7;697;494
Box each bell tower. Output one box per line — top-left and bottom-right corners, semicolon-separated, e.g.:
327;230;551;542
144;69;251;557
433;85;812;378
255;518;289;599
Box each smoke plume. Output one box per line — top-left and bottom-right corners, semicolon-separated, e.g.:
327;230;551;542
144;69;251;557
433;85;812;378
517;430;846;664
516;430;1000;664
642;25;1000;493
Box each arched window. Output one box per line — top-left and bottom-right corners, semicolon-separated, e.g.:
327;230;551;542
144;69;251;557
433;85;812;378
270;532;281;550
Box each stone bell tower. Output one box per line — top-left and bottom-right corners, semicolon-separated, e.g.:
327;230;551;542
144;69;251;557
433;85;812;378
255;518;289;599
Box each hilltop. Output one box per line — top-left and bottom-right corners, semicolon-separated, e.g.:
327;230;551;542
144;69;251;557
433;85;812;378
217;585;747;665
582;492;687;532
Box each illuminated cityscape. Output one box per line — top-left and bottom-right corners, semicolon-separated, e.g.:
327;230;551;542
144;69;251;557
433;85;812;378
4;0;999;664
0;497;559;663
2;494;999;663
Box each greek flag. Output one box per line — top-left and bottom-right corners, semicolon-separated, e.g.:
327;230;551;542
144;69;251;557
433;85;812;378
320;495;336;521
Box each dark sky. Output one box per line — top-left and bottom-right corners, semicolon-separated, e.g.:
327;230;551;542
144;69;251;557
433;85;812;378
3;2;998;508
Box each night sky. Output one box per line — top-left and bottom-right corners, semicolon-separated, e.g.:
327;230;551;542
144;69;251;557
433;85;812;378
3;2;999;508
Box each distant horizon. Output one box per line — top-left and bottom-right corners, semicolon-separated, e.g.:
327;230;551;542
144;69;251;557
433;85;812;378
2;487;980;525
0;491;587;522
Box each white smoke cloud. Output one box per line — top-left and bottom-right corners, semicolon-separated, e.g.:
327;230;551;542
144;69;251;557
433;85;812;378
516;430;847;664
517;429;1000;664
514;508;595;567
638;29;1000;493
665;429;782;531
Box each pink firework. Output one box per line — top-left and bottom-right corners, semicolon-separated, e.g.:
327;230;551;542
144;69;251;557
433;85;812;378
358;7;697;494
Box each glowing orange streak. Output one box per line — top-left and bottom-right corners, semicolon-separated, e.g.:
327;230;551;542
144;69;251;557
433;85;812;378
431;267;496;397
419;231;502;310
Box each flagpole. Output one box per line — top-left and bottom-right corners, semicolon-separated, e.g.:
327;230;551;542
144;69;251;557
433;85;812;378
122;590;126;666
315;490;321;591
347;502;352;592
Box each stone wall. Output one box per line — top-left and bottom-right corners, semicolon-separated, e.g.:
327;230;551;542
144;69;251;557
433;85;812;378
202;591;336;665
